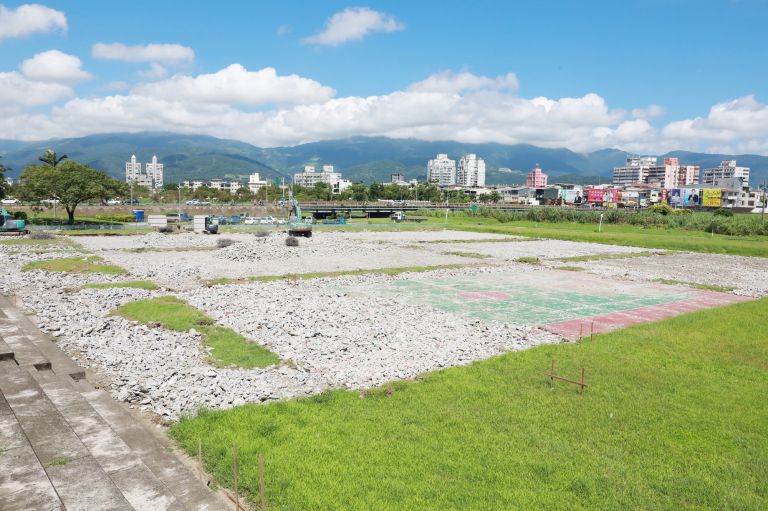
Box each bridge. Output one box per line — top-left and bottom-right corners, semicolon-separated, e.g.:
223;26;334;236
299;201;540;218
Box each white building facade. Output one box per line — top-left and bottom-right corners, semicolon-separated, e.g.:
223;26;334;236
293;164;349;193
248;172;268;193
457;154;486;187
702;160;750;186
125;154;163;191
427;154;456;187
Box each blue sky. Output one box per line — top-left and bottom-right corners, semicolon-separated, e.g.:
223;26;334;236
0;1;767;153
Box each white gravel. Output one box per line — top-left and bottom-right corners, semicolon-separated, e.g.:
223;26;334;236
560;252;768;297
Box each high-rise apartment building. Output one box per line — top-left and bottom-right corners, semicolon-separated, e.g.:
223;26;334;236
702;160;750;186
125;154;163;191
427;154;456;187
457;154;486;187
145;155;164;189
526;165;548;187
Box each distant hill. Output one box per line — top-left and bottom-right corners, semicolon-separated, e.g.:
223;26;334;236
1;132;766;186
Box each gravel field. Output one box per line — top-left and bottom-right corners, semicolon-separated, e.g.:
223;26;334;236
76;229;656;288
559;252;768;297
429;239;647;260
1;230;762;420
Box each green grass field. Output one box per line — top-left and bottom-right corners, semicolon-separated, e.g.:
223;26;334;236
441;218;768;257
114;296;279;368
22;255;127;274
170;298;768;510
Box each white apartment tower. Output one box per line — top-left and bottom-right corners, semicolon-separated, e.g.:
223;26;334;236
125;154;163;191
125;155;141;181
457;154;486;187
427;154;456;186
145;155;164;189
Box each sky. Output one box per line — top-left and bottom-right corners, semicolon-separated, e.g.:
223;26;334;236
0;0;767;154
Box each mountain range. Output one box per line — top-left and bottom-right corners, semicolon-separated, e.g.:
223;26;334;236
1;132;766;186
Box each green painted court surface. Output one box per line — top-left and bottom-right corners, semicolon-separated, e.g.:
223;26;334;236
384;272;696;325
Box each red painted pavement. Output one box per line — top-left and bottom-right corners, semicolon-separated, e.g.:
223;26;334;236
542;291;751;341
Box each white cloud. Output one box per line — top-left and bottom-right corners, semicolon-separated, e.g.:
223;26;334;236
3;64;767;156
304;7;404;46
631;104;666;120
133;64;336;106
662;95;768;153
408;71;519;94
137;62;168;80
91;42;194;64
276;25;291;36
0;71;72;110
102;80;130;91
20;49;91;83
0;3;66;40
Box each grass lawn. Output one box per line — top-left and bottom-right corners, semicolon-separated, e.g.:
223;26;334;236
552;251;665;262
0;236;75;246
442;218;768;257
205;264;470;286
170;298;768;510
82;280;159;290
22;255;127;274
114;296;279;368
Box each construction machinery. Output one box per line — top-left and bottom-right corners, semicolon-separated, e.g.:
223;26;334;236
287;197;312;237
0;208;29;236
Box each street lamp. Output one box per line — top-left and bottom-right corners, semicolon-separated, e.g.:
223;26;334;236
178;183;182;224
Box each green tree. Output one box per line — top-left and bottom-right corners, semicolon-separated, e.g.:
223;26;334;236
349;183;368;202
38;149;68;169
19;160;127;224
0;157;8;199
489;190;501;203
368;182;384;200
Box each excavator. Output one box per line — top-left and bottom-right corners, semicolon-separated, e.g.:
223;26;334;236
287;197;312;237
0;208;29;236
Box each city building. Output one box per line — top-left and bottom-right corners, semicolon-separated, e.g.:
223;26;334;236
293;164;350;193
612;156;663;187
182;179;242;192
702;160;750;186
125;154;164;191
248;172;267;193
427;154;456;187
391;173;406;184
145;155;164;189
526;165;548;187
457;154;486;187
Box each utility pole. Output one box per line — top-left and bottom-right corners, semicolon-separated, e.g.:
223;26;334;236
130;180;133;208
178;183;182;223
762;179;766;222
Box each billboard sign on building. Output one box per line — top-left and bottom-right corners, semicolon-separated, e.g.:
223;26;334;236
702;188;722;207
680;188;701;207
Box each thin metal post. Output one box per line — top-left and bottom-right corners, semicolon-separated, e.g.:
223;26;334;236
580;368;586;394
550;360;555;383
232;443;239;511
197;437;202;479
259;454;266;511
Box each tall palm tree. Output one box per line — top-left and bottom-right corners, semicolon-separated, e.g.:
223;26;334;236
38;149;68;169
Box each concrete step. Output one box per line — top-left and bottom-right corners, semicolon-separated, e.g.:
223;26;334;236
0;334;14;361
77;383;228;510
30;370;184;510
0;324;50;369
0;295;228;510
0;296;85;380
0;361;132;511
